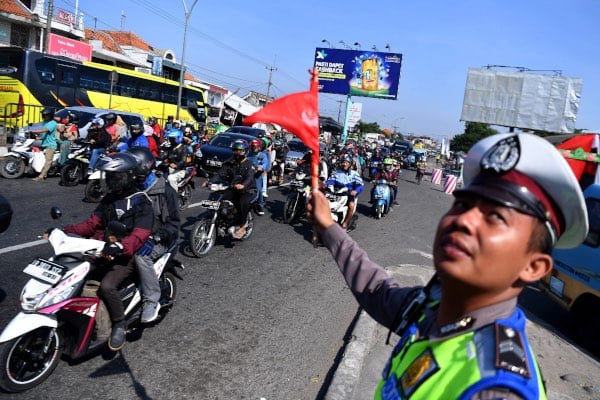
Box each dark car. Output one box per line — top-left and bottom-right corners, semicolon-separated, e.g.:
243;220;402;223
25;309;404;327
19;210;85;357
224;126;266;138
199;132;257;173
284;138;310;171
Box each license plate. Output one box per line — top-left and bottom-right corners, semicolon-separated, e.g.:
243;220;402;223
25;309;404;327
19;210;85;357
23;258;66;284
206;160;222;167
199;199;220;210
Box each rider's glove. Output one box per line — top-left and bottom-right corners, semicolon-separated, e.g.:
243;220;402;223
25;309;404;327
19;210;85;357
44;227;55;236
103;242;123;258
137;240;154;256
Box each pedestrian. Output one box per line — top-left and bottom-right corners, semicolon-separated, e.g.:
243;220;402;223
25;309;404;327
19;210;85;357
306;133;588;399
28;107;58;181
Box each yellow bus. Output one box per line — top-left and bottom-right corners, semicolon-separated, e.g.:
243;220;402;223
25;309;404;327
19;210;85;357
0;47;207;132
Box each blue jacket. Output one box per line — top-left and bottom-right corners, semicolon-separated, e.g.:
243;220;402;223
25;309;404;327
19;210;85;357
327;168;364;194
248;151;270;177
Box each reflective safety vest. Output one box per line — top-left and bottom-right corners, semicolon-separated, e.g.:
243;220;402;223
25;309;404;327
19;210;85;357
375;308;547;400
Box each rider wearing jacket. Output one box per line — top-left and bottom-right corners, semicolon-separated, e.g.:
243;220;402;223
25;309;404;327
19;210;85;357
206;140;256;239
372;157;400;205
129;146;181;324
63;152;153;351
326;153;364;230
247;139;269;216
163;130;188;193
88;118;112;170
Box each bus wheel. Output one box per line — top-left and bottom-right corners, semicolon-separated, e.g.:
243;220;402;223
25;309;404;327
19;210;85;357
570;295;600;355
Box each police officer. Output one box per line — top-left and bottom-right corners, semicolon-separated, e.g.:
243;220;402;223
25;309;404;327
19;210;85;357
307;133;588;399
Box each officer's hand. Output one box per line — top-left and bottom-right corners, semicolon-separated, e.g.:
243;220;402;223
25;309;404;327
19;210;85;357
306;189;334;231
202;180;208;187
102;242;123;259
137;240;154;256
350;190;357;197
43;227;55;239
234;183;244;190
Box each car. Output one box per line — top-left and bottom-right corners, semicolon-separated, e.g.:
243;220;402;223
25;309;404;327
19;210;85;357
224;126;266;138
284;138;310;171
198;132;257;173
53;106;146;140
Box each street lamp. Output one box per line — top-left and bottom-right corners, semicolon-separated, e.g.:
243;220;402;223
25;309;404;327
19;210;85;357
353;42;361;50
385;44;391;52
176;0;198;121
321;39;334;48
339;40;351;49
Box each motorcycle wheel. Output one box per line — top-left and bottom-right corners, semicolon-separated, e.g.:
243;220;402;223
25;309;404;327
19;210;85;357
240;210;254;240
0;327;63;393
190;218;216;257
60;163;80;187
85;179;105;203
159;272;178;308
179;184;193;210
0;156;26;179
283;195;300;224
375;204;383;220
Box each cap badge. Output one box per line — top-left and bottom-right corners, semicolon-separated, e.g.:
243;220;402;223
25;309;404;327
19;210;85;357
481;136;520;173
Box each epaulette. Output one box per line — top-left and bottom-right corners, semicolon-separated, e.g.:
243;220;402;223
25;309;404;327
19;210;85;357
494;323;531;378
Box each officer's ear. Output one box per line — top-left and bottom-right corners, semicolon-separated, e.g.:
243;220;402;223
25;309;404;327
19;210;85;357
519;252;552;285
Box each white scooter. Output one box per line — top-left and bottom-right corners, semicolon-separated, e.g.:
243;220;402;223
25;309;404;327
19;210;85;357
325;185;358;230
0;135;61;179
0;207;183;393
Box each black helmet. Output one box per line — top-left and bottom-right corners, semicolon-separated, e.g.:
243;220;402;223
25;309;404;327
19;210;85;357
105;112;116;123
130;124;144;137
97;152;139;195
340;154;352;164
67;111;79;125
128;146;156;178
41;107;54;118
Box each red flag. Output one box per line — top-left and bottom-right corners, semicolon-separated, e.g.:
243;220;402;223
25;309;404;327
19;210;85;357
244;69;320;188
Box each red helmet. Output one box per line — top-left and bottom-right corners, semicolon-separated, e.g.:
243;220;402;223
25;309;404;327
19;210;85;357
250;139;263;151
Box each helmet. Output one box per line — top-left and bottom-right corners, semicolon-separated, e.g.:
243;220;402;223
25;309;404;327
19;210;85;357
67;111;79;125
41;107;54;118
231;139;248;152
148;116;157;124
383;157;394;166
273;139;283;149
172;120;181;127
128;146;156;178
340;154;352;164
97;152;140;194
261;137;271;149
250;139;263;151
104;113;116;123
130;124;144;137
90;117;104;128
166;129;183;144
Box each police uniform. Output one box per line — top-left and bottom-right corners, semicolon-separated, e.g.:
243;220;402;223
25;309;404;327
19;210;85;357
319;133;588;400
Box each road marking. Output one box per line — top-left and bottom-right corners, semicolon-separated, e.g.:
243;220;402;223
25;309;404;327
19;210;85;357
0;239;47;255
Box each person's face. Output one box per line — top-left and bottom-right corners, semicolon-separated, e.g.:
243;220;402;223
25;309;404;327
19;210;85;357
340;160;350;171
433;195;541;297
232;148;245;161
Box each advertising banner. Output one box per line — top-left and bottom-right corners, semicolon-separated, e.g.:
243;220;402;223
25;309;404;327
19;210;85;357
347;102;362;128
314;48;402;99
48;33;91;62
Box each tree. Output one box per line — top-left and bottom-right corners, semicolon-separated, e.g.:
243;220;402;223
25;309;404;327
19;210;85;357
450;122;498;153
357;121;381;134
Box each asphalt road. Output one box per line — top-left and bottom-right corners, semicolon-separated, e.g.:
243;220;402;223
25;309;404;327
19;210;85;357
0;168;598;399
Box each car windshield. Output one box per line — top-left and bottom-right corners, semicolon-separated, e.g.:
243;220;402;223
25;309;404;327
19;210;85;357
226;126;265;137
287;140;308;153
209;135;247;148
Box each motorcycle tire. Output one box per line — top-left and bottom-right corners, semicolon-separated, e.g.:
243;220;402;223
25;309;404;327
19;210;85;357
0;156;26;179
240;210;254;240
283;195;300;224
159;271;178;308
0;327;63;393
179;184;193;210
60;163;80;187
84;179;105;203
190;217;216;257
375;204;383;220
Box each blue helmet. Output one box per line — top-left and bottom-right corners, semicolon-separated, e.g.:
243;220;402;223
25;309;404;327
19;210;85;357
166;128;183;144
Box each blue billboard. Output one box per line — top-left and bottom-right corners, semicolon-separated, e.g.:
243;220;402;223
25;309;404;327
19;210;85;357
314;48;402;99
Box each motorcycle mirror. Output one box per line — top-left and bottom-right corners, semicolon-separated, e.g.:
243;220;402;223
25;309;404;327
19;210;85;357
50;206;62;220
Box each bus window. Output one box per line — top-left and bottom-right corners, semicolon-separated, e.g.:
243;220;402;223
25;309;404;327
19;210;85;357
35;57;56;84
162;84;177;104
80;65;110;93
58;64;77;87
139;81;161;101
116;75;137;97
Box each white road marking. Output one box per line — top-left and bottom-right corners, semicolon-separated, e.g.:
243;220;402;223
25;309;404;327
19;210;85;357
0;239;47;255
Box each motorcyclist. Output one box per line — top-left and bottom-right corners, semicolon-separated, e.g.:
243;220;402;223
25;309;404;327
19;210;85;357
119;123;149;152
104;112;119;147
27;107;58;181
371;157;400;206
297;149;328;184
247;139;269;216
271;139;287;186
204;139;256;239
129;146;181;323
62;152;153;351
162;129;188;193
326;153;364;230
416;155;427;181
87;118;112;170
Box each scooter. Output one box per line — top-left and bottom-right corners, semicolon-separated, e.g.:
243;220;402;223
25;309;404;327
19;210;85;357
176;166;197;210
283;169;311;224
59;141;90;187
325;185;358;230
189;181;255;257
371;179;392;219
0;135;61;179
0;207;183;393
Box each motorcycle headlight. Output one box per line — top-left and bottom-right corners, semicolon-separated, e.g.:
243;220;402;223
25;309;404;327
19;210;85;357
21;283;79;311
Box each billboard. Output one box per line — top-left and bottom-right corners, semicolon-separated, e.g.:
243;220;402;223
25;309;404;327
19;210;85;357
48;33;92;62
314;48;402;100
347;102;362;128
461;68;583;133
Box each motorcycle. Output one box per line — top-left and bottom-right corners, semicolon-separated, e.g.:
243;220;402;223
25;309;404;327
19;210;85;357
176;166;197;210
0;135;61;179
59;141;91;187
0;208;183;393
283;169;311;224
189;182;255;257
84;169;107;203
324;185;358;231
371;179;392;219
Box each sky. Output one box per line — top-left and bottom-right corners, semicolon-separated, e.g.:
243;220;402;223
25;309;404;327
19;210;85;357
54;0;600;139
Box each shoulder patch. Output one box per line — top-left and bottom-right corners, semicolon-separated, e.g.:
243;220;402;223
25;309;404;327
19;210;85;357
495;323;531;378
400;348;439;397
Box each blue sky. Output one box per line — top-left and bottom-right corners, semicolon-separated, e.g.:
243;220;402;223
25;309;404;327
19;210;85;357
57;0;600;139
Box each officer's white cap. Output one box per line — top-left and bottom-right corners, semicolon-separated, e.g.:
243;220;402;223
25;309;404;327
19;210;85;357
455;133;588;249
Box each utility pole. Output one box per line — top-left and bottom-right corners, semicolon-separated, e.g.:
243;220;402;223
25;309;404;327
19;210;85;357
44;0;54;53
176;0;198;120
265;65;277;98
336;99;345;124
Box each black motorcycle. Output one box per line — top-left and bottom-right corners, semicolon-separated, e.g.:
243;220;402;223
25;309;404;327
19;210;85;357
59;141;90;187
189;182;255;257
283;169;311;224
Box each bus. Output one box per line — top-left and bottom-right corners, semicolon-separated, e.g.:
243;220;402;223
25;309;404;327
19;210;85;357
0;47;207;134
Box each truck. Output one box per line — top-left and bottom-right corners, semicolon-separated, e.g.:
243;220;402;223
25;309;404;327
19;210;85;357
538;183;600;354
